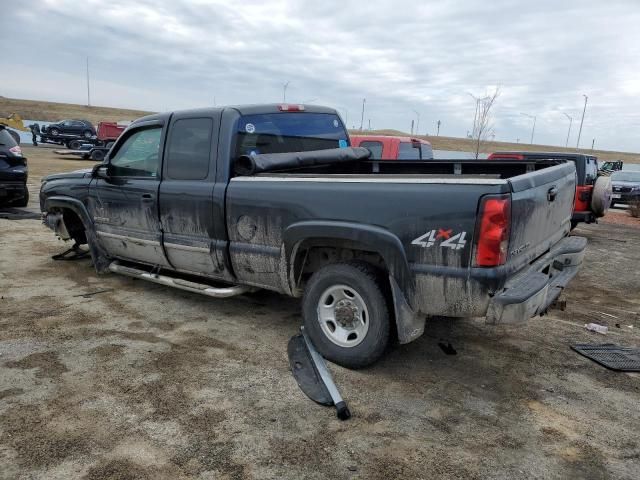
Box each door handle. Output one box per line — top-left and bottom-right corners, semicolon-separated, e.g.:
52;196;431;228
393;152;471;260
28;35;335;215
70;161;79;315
547;186;558;202
141;193;154;203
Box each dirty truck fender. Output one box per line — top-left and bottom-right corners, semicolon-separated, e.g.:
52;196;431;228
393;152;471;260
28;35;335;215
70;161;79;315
43;196;110;272
44;196;94;228
283;221;424;344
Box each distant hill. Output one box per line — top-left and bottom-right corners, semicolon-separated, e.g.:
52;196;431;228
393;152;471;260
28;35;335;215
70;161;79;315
2;97;637;163
0;97;153;124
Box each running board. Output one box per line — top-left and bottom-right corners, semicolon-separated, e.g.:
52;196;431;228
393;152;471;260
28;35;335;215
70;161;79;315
108;261;254;298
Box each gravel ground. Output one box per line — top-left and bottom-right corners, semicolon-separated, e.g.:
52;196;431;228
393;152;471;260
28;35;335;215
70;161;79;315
1;146;639;479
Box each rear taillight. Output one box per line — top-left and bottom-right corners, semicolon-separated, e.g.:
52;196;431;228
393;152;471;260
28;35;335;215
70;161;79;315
9;145;22;156
577;186;591;201
278;104;305;111
474;194;511;267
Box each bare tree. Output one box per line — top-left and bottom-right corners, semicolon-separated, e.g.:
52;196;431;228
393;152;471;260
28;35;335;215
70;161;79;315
471;87;501;159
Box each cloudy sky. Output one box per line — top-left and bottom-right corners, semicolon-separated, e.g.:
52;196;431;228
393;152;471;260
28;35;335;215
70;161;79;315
3;0;640;151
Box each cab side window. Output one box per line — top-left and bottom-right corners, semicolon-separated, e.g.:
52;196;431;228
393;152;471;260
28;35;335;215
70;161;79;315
110;127;162;178
166;118;213;180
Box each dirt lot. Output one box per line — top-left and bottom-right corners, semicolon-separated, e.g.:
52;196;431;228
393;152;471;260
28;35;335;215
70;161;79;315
1;146;639;479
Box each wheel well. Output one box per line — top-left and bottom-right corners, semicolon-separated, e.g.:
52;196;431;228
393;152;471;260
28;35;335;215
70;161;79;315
60;208;87;244
292;239;398;341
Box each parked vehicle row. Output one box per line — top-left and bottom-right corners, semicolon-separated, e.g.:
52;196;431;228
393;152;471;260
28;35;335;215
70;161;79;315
0;125;28;207
40;104;586;368
487;151;612;228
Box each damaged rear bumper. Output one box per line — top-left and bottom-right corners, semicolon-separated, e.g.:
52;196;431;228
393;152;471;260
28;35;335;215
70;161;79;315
486;236;587;324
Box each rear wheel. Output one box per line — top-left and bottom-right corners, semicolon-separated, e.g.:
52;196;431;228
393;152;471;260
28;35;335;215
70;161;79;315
91;149;105;162
302;262;390;369
49;127;60;136
591;175;612;217
68;139;82;150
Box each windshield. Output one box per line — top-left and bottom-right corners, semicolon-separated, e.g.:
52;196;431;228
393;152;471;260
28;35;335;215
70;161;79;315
612;171;640;182
235;112;348;157
0;128;18;147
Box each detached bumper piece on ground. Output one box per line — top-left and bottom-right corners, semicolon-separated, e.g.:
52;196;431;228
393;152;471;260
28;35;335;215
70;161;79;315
572;344;640;371
288;328;351;420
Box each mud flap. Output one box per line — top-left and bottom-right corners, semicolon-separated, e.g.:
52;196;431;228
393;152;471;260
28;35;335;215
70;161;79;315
287;330;351;420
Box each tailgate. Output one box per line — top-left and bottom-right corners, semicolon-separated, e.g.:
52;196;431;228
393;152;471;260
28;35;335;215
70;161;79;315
507;162;576;266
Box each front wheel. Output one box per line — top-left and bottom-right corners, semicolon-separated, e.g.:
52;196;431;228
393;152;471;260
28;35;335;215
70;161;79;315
302;262;390;369
83;130;93;138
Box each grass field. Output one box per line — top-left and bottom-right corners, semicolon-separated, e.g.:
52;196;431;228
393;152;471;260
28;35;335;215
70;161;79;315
2;96;638;163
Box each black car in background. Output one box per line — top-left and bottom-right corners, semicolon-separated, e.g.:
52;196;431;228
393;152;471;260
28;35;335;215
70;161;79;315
42;119;95;138
0;125;28;207
610;170;640;207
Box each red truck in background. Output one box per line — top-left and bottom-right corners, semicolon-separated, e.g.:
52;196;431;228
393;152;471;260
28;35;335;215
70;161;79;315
350;135;434;160
96;122;127;147
487;151;612;228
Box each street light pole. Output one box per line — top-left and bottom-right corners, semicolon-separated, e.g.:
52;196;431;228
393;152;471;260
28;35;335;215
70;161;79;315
521;112;536;144
359;98;366;131
86;56;91;107
412;110;420;136
283;81;290;102
562;113;573;147
576;94;588;149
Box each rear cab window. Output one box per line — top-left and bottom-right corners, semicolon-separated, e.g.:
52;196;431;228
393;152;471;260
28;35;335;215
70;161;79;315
235;112;348;158
359;141;384;159
398;142;433;160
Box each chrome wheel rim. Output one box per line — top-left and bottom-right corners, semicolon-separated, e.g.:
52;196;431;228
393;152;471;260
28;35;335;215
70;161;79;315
317;284;369;348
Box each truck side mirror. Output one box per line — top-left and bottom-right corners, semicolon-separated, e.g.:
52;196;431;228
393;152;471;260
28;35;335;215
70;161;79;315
92;164;110;179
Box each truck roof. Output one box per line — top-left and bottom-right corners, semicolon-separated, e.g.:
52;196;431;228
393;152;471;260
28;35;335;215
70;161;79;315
132;104;340;125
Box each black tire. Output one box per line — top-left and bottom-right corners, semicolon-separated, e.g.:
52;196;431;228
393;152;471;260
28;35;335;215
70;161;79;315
570;220;579;230
91;149;105;162
609;201;616;209
68;139;82;150
13;189;29;207
49;128;60;136
591;175;612;217
302;262;390;369
83;130;93;138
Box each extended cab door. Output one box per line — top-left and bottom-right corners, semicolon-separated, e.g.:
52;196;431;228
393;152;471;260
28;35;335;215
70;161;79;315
88;122;170;267
158;112;227;277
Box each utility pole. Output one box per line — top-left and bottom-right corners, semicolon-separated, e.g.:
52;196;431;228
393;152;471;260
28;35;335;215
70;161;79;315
468;92;484;138
283;81;290;102
576;94;588;149
412;110;420;136
410;119;414;136
562;113;572;147
436;120;441;136
521;112;536;144
368;119;371;130
359;98;366;131
591;138;595;150
86;56;91;107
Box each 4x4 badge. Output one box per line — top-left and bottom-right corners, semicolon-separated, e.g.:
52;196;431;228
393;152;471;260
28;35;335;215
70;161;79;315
412;229;467;250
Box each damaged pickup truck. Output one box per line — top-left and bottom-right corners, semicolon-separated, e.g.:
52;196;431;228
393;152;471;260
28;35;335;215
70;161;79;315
40;104;587;368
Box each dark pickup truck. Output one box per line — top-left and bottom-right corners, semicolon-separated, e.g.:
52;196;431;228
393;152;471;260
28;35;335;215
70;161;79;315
40;104;587;368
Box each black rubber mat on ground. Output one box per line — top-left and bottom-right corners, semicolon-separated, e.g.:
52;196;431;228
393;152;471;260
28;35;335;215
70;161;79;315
571;344;640;372
0;208;40;220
